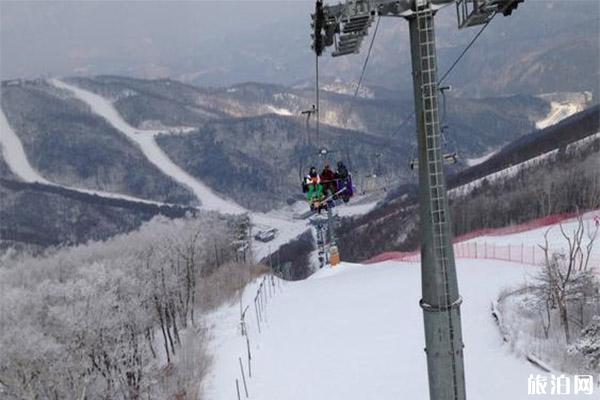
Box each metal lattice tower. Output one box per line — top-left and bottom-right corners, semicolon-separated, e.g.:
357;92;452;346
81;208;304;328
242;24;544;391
410;4;465;399
309;1;525;398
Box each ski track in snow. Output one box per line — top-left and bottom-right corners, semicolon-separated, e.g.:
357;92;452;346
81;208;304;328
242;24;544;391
536;101;583;130
205;215;599;400
2;79;381;262
1;106;179;207
0;107;50;184
49;79;331;261
204;221;598;399
51;79;247;215
206;260;582;400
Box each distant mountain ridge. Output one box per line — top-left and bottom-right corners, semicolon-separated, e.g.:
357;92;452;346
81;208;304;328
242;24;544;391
338;106;600;262
0;74;594;250
1;76;552;211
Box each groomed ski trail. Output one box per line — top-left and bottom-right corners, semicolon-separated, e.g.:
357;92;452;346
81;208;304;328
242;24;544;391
0;106;180;207
0;107;50;184
4;80;376;261
204;258;593;399
51;79;246;215
49;79;319;259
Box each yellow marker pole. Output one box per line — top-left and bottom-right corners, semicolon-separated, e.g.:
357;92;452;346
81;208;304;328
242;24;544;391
330;245;340;266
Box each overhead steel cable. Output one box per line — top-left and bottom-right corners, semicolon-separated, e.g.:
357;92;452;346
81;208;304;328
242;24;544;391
438;12;496;85
345;15;381;125
402;13;497;136
351;16;381;101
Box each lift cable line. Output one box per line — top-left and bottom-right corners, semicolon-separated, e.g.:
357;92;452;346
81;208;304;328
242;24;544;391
309;1;526;399
438;13;496;85
405;11;496;123
315;53;321;146
406;13;497;170
347;15;382;117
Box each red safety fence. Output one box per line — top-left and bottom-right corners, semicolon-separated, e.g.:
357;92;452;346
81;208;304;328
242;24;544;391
374;241;600;269
366;210;600;267
453;210;598;244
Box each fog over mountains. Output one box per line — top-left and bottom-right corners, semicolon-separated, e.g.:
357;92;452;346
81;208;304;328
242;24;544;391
1;0;598;97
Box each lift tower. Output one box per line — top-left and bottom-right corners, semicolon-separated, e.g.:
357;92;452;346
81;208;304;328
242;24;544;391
310;1;525;399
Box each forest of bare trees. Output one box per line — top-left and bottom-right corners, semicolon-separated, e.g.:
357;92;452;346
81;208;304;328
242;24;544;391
451;137;600;237
496;216;600;373
0;213;266;399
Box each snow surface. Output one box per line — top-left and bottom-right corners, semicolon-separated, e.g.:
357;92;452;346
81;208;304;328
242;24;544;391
336;200;379;218
204;259;594;400
462;211;600;260
265;105;293;116
47;79;383;262
204;214;600;399
0;107;50;184
536;101;583;130
51;79;246;215
465;149;498;167
0;105;182;207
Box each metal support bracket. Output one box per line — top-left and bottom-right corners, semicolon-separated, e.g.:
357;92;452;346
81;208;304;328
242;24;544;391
419;296;463;312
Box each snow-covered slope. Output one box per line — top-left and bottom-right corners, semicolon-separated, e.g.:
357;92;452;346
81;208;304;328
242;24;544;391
205;259;595;400
46;79;382;260
0;107;50;184
205;212;600;399
1;106;178;207
51;79;247;215
536;101;584;130
461;211;600;261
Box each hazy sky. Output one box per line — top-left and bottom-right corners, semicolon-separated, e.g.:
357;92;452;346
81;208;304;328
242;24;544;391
0;1;314;82
1;0;598;90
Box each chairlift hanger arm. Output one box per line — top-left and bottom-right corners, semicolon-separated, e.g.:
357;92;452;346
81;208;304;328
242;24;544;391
312;0;525;57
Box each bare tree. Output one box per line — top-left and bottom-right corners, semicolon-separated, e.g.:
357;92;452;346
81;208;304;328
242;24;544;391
537;216;598;344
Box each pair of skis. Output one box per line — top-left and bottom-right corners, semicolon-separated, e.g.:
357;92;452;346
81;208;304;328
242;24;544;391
310;186;347;211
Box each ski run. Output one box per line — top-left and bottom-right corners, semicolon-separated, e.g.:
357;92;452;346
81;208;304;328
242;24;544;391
1;82;378;261
203;216;599;400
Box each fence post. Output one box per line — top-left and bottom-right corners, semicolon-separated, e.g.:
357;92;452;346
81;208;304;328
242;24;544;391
254;298;261;333
521;243;524;263
246;334;252;378
239;357;249;398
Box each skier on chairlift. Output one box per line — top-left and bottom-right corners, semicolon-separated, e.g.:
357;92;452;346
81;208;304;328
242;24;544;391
302;166;319;193
335;161;353;202
336;161;348;180
320;163;337;198
305;168;326;213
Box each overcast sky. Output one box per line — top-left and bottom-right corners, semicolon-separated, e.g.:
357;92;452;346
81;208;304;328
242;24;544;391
0;1;314;82
1;0;598;89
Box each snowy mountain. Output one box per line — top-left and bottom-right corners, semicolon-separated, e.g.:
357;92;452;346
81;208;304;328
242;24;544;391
204;212;600;400
337;106;600;262
1;76;551;211
0;73;594;249
1;1;599;399
2;1;597;100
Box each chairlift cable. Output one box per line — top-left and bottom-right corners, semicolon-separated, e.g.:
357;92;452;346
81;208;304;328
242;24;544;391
438;13;496;85
405;14;496;164
348;16;381;113
315;52;320;146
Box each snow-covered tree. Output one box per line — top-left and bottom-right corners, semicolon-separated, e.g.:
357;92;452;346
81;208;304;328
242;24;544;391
570;316;600;371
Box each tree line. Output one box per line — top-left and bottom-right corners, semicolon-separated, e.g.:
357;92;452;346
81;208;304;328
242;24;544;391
0;213;265;399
